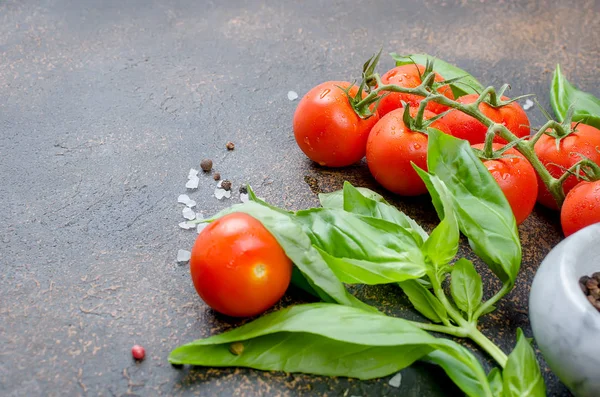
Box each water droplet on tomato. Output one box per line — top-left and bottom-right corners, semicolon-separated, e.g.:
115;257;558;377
320;89;331;99
413;143;421;150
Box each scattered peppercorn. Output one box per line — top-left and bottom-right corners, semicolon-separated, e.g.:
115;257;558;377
132;345;145;361
579;273;600;313
239;185;248;194
200;159;213;172
226;141;235;150
213;172;221;181
221;180;232;191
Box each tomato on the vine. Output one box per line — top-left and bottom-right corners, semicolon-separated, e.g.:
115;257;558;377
561;180;600;237
189;213;292;317
378;64;454;116
293;81;379;167
441;94;530;145
534;123;600;210
366;107;451;196
472;143;538;224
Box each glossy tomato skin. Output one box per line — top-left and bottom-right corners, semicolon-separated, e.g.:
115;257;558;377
472;143;538;224
293;81;379;167
366;107;451;196
441;94;530;145
561;180;600;237
190;213;292;317
534;123;600;210
378;64;454;116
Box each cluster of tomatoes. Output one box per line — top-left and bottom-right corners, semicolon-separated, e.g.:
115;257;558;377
293;63;600;233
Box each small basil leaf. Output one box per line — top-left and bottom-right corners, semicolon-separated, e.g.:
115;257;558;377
342;182;428;244
502;329;546;397
487;368;503;397
398;280;448;323
424;339;494;397
169;303;438;379
207;202;374;312
316;247;426;285
416;174;459;266
390;53;484;97
246;185;291;214
318;186;386;209
450;258;483;319
426;129;521;284
551;64;600;129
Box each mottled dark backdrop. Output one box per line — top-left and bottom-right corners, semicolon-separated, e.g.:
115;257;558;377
2;0;598;395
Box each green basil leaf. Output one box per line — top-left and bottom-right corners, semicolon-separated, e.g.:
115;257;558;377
342;182;428;244
169;303;439;379
450;258;483;320
390;53;484;97
487;368;503;397
316;247;425;285
398;279;448;323
502;329;546;397
424;339;494;397
551;64;600;129
425;129;521;284
295;208;427;284
318;186;386;209
417;175;459;267
207;202;374;312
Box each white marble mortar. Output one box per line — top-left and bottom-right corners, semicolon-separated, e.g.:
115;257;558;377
529;223;600;396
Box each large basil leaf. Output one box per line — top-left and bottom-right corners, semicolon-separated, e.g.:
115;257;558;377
502;329;546;397
551;64;600;129
398;280;448;323
418;175;459;267
450;258;483;320
295;208;427;284
424;339;494;397
425;129;521;284
169;303;439;379
206;202;374;312
390;53;484;97
318;186;385;209
341;182;428;244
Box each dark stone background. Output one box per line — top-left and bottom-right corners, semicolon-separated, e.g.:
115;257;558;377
2;0;598;395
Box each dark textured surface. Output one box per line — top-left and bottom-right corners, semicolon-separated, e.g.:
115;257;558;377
1;0;599;395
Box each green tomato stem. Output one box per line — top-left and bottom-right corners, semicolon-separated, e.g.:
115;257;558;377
356;75;575;208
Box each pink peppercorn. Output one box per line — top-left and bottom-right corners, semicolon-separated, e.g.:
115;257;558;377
131;345;145;361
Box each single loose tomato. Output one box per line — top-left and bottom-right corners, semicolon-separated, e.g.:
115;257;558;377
441;94;530;145
561;180;600;237
366;107;451;196
190;213;292;317
472;143;538;224
534;123;600;210
293;81;379;167
378;64;454;116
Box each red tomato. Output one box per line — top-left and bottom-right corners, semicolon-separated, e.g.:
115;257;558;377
190;213;292;317
534;123;600;210
293;81;379;167
366;107;451;196
561;180;600;237
378;64;454;116
441;94;530;145
472;143;538;224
